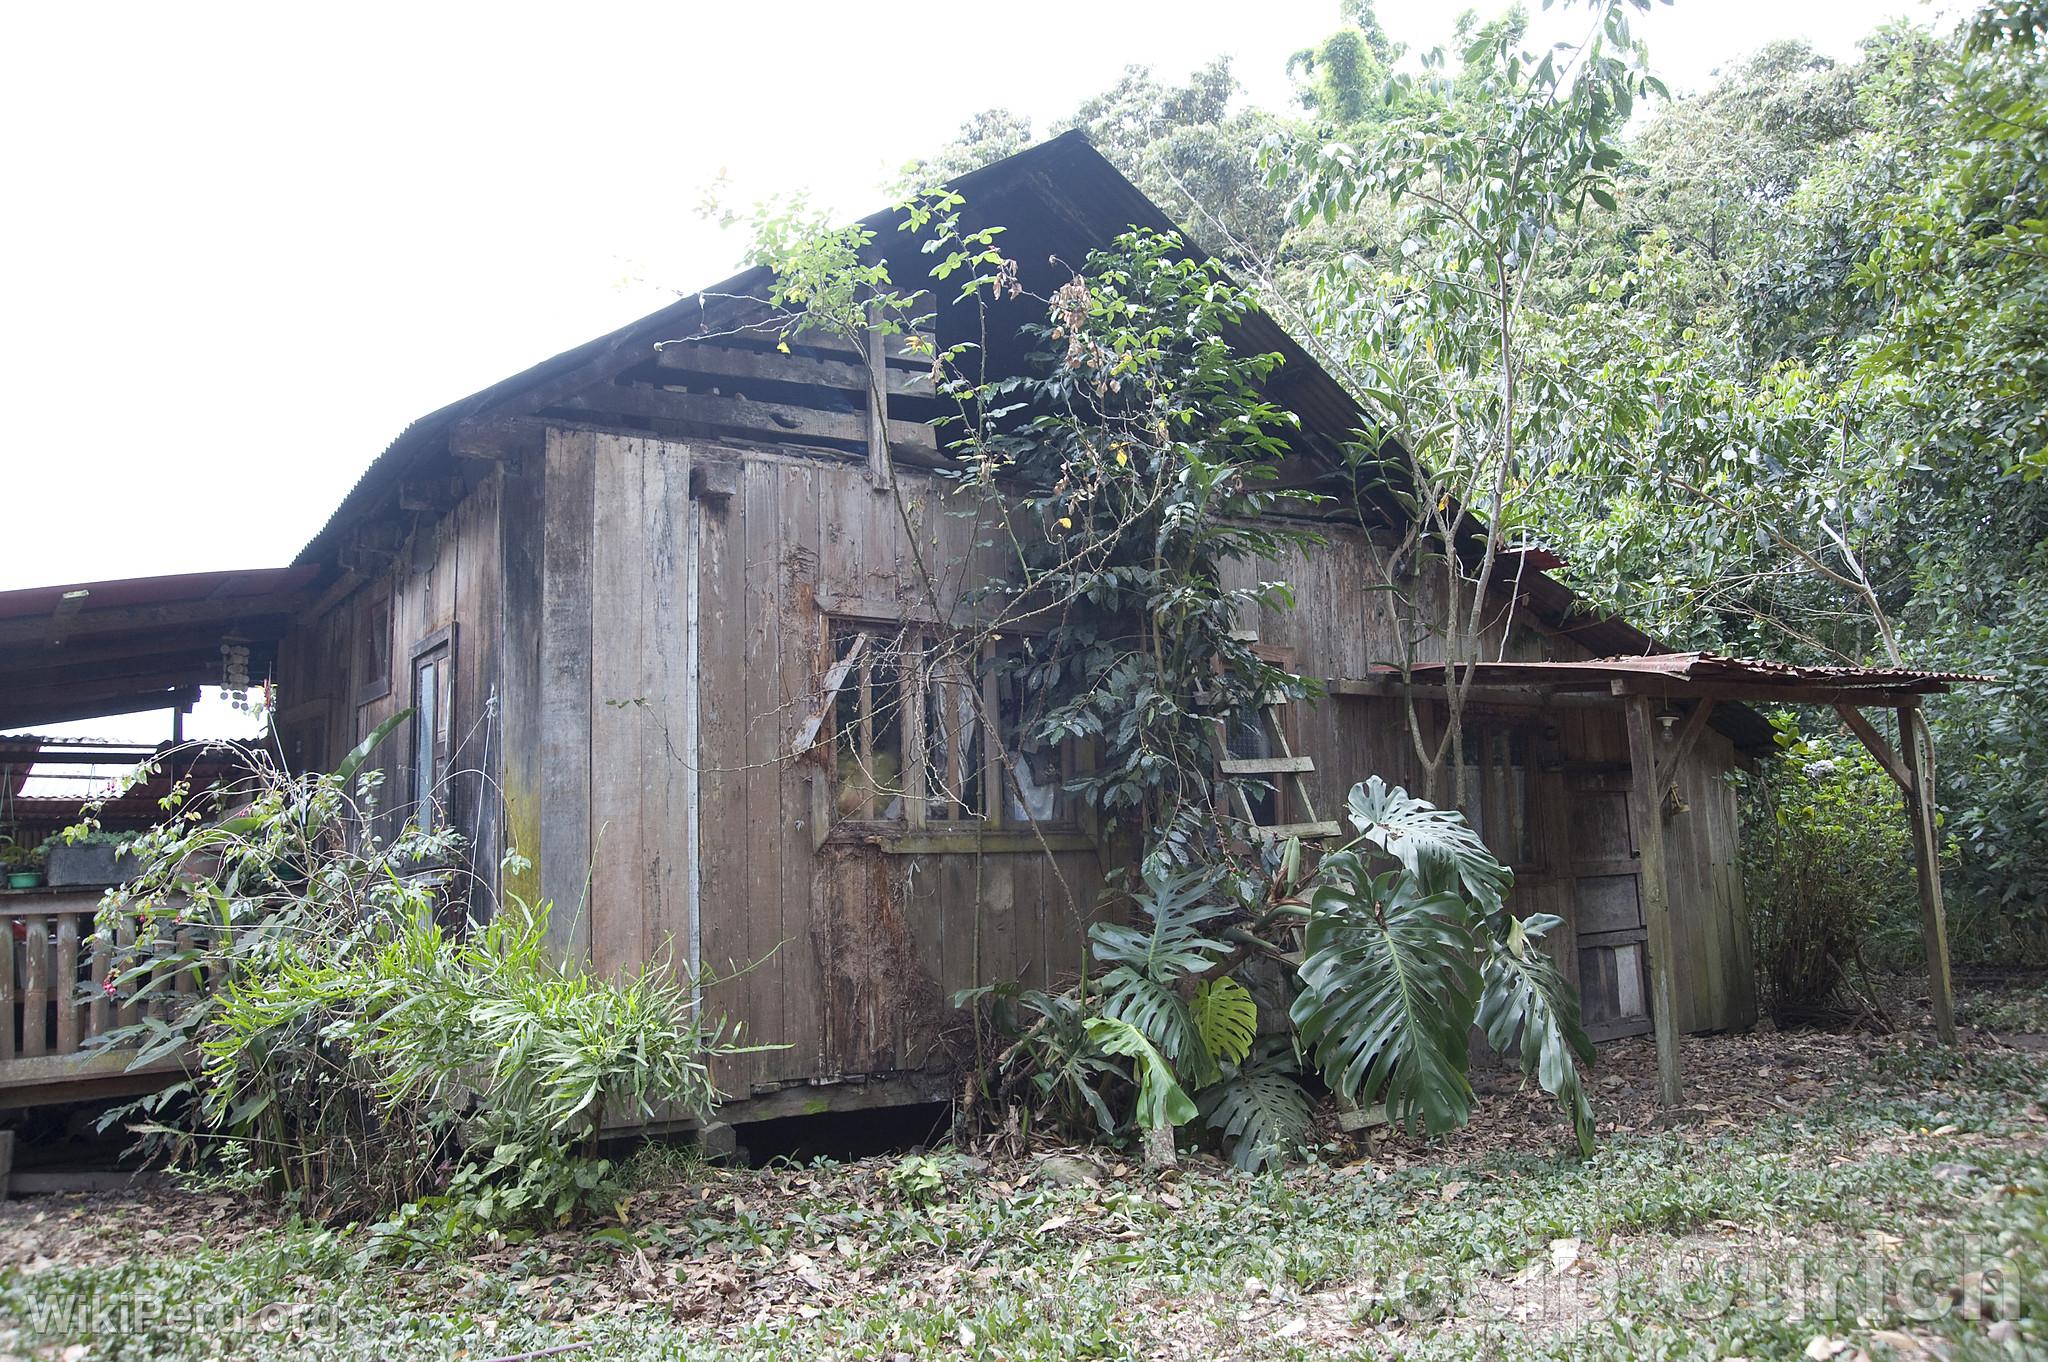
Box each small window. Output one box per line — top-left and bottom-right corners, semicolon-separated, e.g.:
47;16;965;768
924;649;982;823
814;622;1074;833
410;626;455;829
356;596;393;706
830;626;909;821
991;638;1068;826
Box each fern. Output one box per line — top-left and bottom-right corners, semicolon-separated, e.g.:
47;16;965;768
1189;976;1257;1067
1199;1041;1313;1171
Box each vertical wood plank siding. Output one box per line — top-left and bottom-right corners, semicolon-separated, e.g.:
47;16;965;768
280;428;1756;1110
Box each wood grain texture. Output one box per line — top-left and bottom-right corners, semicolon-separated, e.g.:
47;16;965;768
539;427;596;963
1625;694;1684;1105
589;433;648;979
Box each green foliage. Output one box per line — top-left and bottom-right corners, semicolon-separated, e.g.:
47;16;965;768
1188;976;1257;1068
1344;775;1511;915
1293;780;1595;1147
884;1153;951;1205
1196;1039;1314;1172
1476;913;1597;1155
1081;1017;1200;1132
88;724;747;1231
961;228;1323;851
1508;4;2048;959
1742;718;1917;1023
1291;860;1480;1137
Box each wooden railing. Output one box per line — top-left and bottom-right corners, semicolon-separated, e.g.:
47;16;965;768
1;890;205;1101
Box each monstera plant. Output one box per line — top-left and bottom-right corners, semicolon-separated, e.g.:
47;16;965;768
971;776;1596;1169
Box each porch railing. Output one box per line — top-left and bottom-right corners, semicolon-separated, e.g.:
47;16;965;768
1;891;205;1093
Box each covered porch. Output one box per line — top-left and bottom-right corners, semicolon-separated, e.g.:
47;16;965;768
1336;653;1984;1105
1;566;310;1107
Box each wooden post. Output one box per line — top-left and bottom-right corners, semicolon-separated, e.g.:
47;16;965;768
1898;703;1957;1044
1624;693;1684;1105
865;300;894;491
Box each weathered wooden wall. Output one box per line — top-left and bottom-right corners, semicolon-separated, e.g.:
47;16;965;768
281;430;1755;1118
500;430;1108;1099
1220;530;1757;1036
275;469;505;881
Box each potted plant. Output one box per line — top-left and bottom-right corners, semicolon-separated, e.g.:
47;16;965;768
42;828;140;888
0;841;44;890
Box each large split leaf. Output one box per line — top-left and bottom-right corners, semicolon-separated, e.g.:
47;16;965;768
1100;968;1214;1087
1345;776;1513;917
1477;912;1598;1156
1083;1016;1199;1131
1088;862;1233;979
1199;1040;1313;1171
1189;976;1258;1068
1288;856;1481;1138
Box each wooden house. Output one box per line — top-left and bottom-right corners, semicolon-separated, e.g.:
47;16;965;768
6;132;1975;1117
246;132;1788;1123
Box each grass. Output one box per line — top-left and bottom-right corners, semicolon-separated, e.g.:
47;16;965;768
2;1039;2043;1361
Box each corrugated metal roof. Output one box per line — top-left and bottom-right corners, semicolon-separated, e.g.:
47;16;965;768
1375;653;1991;693
0;566;317;621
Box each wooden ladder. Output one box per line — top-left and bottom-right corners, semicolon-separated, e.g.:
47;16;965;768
1216;696;1342;842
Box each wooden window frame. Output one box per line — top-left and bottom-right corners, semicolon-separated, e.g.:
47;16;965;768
409;623;457;830
816;619;1080;843
355;594;394;707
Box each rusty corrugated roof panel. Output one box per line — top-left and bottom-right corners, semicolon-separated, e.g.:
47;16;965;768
1371;654;1991;692
0;566;317;621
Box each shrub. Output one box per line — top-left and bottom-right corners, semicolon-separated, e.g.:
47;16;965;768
90;717;749;1230
1743;718;1917;1026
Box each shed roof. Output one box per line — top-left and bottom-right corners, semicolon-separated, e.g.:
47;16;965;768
0;566;314;730
1363;654;1991;753
288;131;1676;661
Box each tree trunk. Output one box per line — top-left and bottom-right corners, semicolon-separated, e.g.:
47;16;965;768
1140;1123;1178;1171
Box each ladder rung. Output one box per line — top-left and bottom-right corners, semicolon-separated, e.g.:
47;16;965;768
1257;821;1343;840
1194;689;1292;707
1219;755;1315;775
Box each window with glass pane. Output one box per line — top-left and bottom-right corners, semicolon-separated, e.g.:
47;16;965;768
411;631;454;830
924;647;982;823
831;626;908;821
994;642;1066;825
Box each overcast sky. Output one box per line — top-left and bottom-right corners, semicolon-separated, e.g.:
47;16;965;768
2;0;1942;598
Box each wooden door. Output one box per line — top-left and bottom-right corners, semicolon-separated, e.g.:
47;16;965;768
1565;763;1654;1042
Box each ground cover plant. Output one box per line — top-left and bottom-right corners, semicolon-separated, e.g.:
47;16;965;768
2;1014;2041;1360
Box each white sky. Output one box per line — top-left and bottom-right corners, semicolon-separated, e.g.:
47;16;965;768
1;0;1936;604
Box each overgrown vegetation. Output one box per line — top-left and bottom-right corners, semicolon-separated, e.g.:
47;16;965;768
1741;719;1918;1026
85;720;747;1236
730;169;1603;1167
6;1031;2042;1360
910;0;2048;969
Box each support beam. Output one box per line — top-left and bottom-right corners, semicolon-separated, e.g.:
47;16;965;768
1654;698;1717;797
1835;703;1913;792
865;301;894;490
1624;694;1684;1105
1897;704;1957;1044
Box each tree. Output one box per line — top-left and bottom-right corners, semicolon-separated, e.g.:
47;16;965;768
1276;0;1665;805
